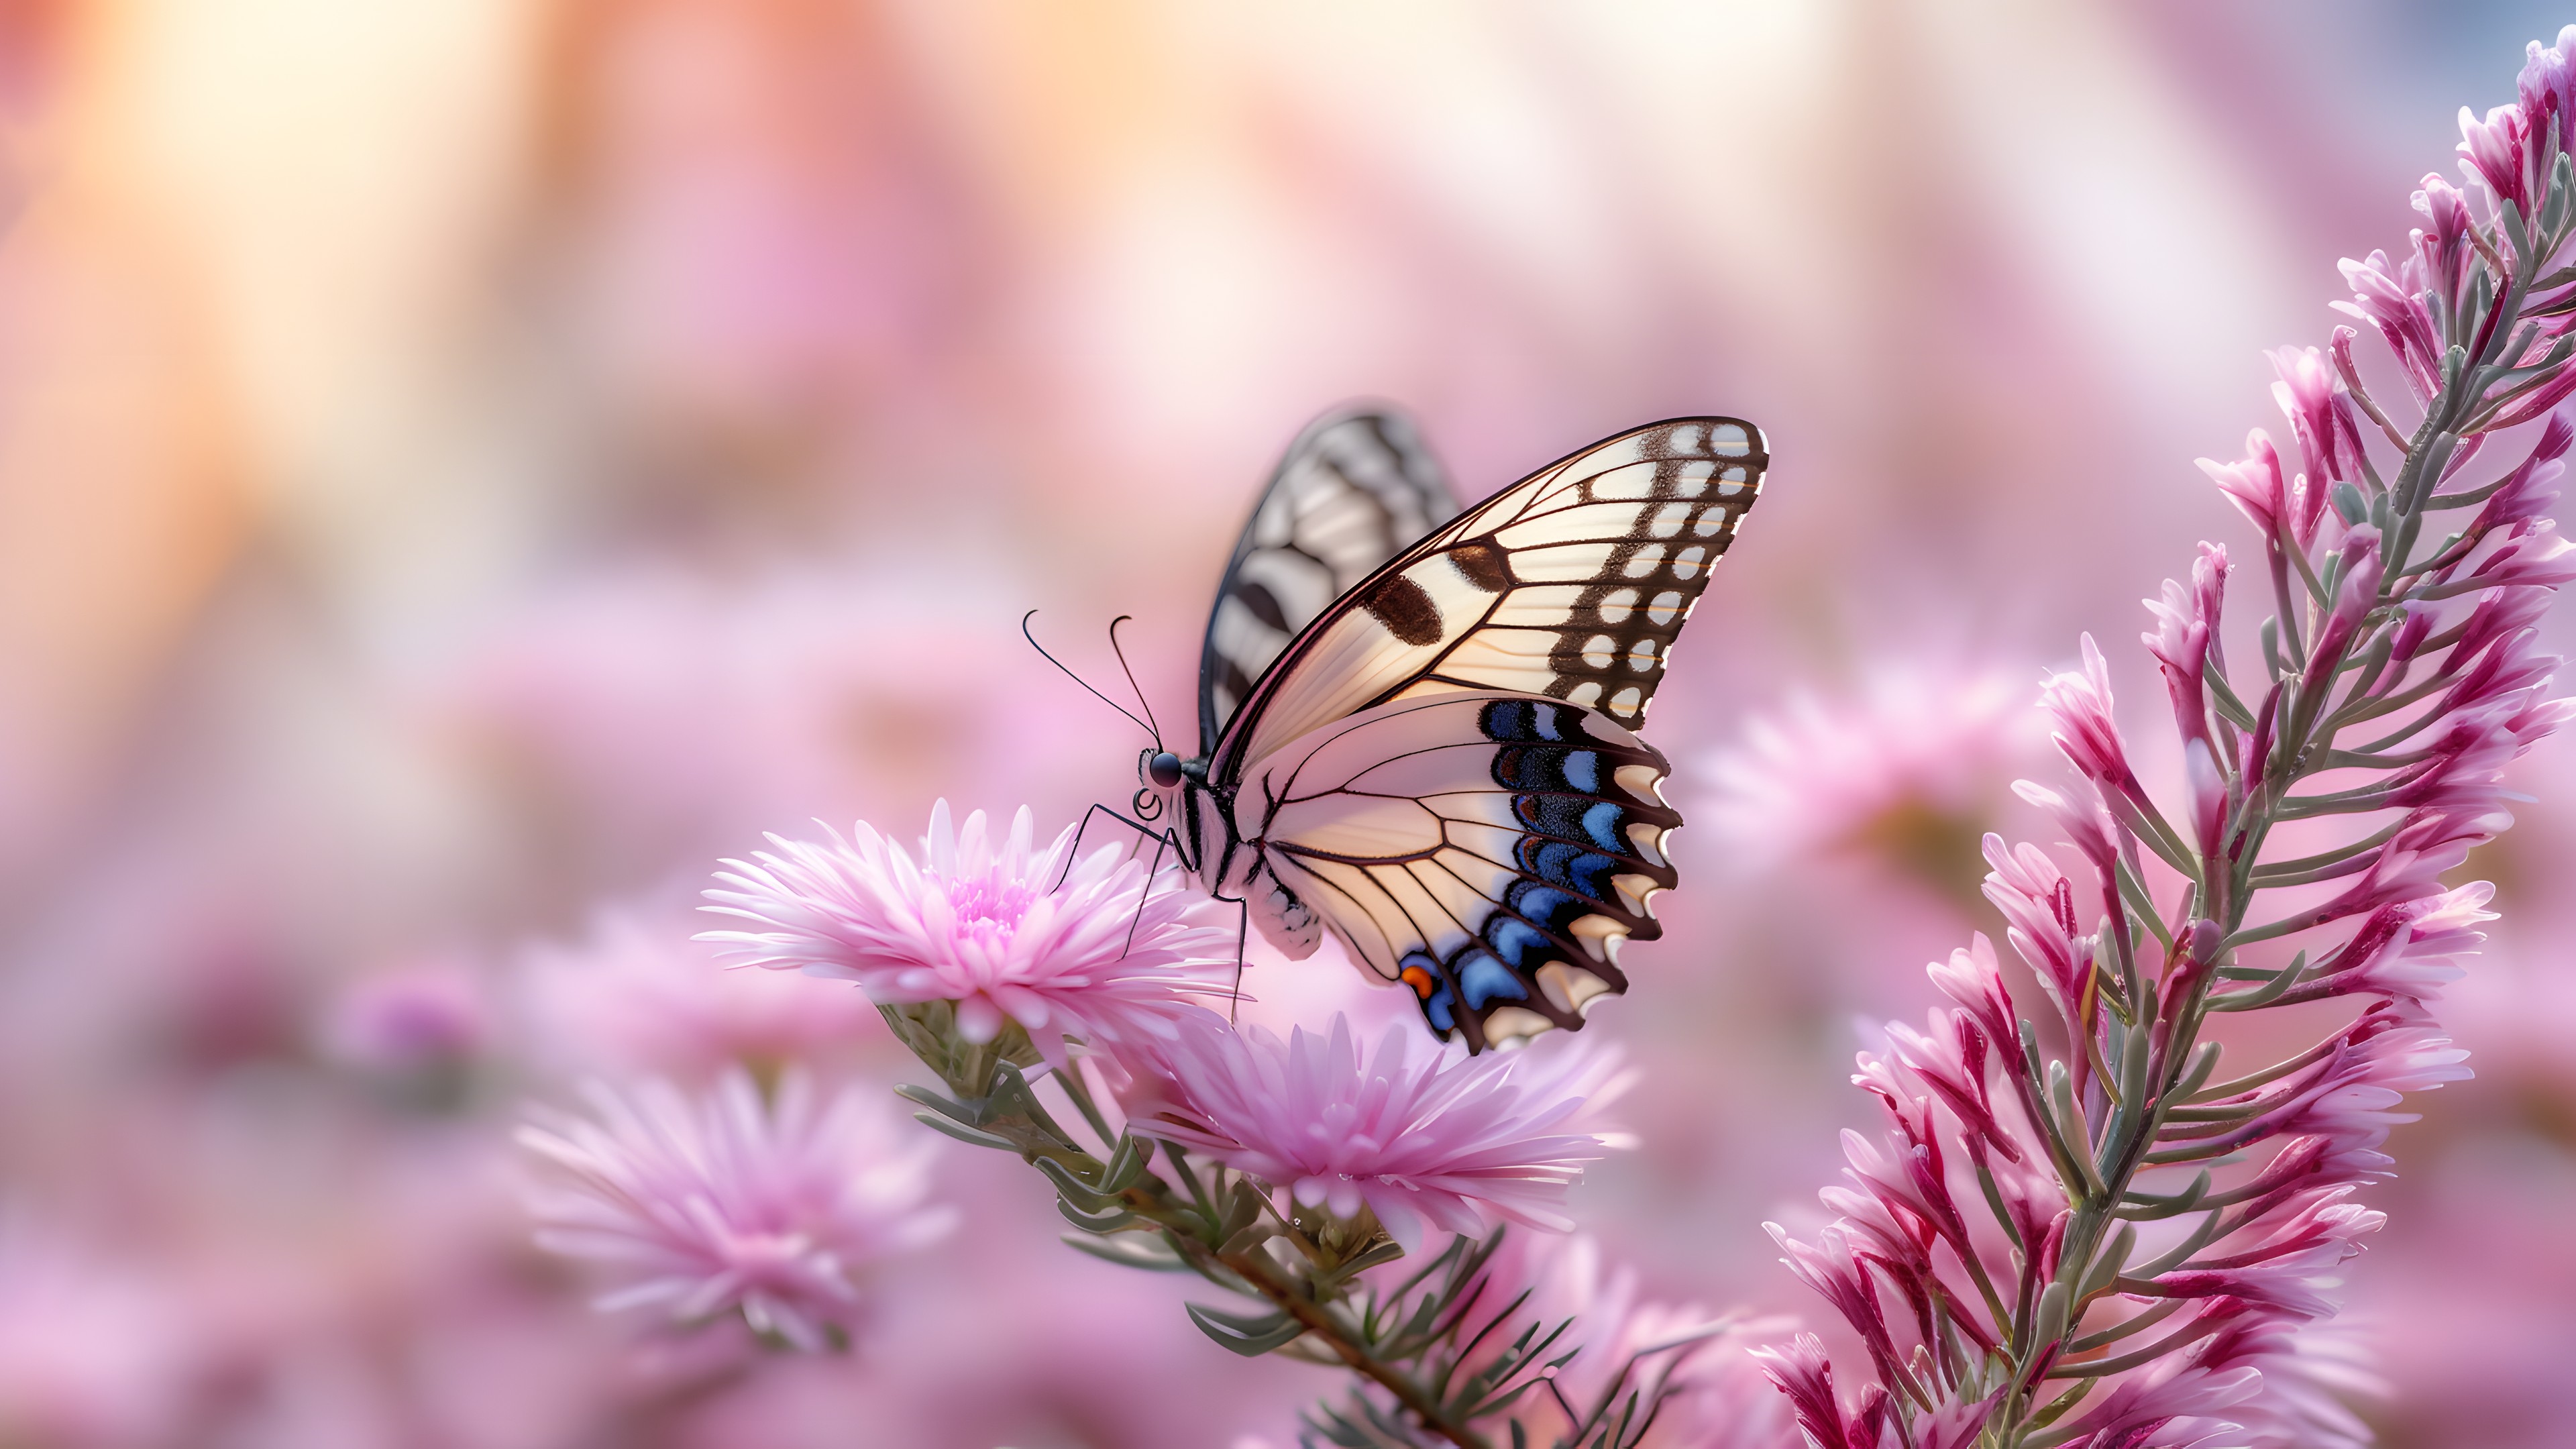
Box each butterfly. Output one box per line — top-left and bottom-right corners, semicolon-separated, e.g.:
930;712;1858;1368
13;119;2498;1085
1096;405;1769;1051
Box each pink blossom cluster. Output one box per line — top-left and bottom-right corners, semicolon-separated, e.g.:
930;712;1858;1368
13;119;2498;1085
1761;33;2576;1449
519;1068;955;1352
692;801;1678;1444
699;802;1634;1261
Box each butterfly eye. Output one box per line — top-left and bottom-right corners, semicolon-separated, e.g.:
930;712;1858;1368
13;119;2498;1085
1147;751;1184;790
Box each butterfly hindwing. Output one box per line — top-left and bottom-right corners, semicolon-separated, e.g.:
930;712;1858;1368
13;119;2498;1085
1197;407;1458;755
1232;693;1679;1051
1214;418;1767;777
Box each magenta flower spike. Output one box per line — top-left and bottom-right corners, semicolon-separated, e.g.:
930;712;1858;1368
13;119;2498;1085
518;1067;955;1352
1764;32;2576;1449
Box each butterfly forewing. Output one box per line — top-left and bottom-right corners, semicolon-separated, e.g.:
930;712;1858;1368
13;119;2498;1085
1196;407;1458;756
1233;694;1680;1051
1213;419;1767;779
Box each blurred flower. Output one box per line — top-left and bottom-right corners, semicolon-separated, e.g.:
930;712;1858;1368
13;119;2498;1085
0;1212;197;1447
1128;1010;1627;1252
319;958;491;1075
1483;1230;1796;1449
518;905;881;1079
518;1068;953;1352
700;801;1233;1052
1701;661;2037;886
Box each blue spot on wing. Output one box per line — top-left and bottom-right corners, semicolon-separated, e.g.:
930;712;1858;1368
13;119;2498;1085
1485;914;1550;968
1425;983;1457;1032
1582;800;1626;851
1524;839;1619;900
1562;750;1599;793
1457;950;1526;1008
1481;698;1584;744
1506;881;1585;931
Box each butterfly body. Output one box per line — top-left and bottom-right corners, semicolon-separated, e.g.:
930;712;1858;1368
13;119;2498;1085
1136;407;1769;1051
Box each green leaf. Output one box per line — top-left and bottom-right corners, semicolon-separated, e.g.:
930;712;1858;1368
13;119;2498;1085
1030;1152;1116;1210
892;1082;979;1123
1098;1133;1152;1192
1184;1301;1307;1356
1059;1231;1189;1271
908;1110;1016;1151
1056;1196;1138;1233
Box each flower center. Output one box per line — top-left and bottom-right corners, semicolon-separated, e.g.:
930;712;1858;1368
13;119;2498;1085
946;875;1034;943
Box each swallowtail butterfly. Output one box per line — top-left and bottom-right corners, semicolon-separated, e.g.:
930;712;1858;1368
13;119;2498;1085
1116;405;1768;1051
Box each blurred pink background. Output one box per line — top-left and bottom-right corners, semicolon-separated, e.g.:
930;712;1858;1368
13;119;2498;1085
1;3;2571;1446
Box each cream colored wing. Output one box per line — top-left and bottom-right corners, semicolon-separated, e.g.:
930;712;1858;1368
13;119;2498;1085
1232;693;1678;1051
1210;417;1768;782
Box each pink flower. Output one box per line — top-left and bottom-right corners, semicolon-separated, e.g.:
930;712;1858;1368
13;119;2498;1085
2294;881;2495;1004
700;801;1234;1051
2269;347;2358;540
2414;173;2474;299
2519;27;2576;155
1474;1232;1795;1449
318;959;492;1073
1703;661;2039;873
2458;102;2534;213
2332;250;2441;400
0;1213;197;1448
1980;835;2086;1027
2209;1318;2379;1449
2142;543;2229;751
1128;1011;1627;1252
518;1068;954;1350
2201;432;2289;539
2038;636;2172;846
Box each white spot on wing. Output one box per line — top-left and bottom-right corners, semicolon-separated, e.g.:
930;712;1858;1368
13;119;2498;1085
1648;590;1683;625
1623;544;1665;578
1582;635;1615;669
1673;546;1706;579
1597;588;1638;623
1609;686;1642;717
1626;638;1658;672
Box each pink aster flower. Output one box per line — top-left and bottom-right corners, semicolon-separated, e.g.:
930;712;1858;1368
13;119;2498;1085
317;958;492;1074
1472;1231;1794;1449
0;1212;197;1448
698;800;1234;1052
518;1067;953;1351
1128;1010;1628;1252
1702;660;2038;871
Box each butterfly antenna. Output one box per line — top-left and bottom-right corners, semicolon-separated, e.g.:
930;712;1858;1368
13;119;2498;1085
1105;615;1164;751
1022;610;1157;741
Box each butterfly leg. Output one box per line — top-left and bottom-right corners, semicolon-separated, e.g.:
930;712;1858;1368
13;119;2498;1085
1120;830;1173;956
1203;888;1249;1024
1057;802;1178;892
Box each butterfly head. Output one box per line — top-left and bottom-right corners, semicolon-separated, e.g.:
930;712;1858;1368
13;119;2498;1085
1131;747;1187;821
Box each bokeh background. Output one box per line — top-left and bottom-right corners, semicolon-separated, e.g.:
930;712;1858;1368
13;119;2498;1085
1;3;2572;1446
